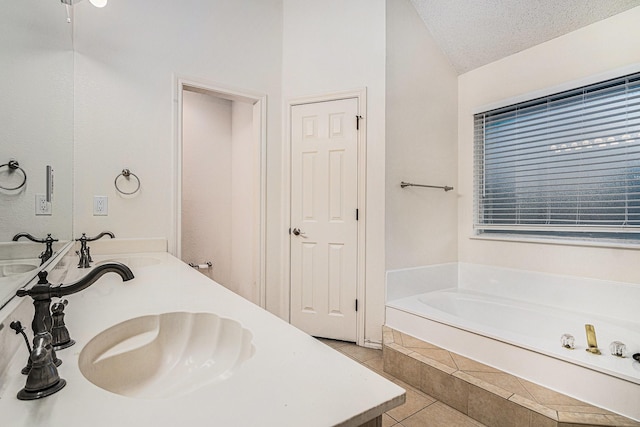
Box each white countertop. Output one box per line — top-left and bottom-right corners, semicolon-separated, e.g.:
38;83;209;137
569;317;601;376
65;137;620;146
0;251;404;426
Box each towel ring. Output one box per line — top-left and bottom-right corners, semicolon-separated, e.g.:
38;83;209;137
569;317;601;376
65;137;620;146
114;169;140;195
0;160;27;191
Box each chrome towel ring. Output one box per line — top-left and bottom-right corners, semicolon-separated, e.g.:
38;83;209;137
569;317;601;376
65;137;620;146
0;160;27;191
114;168;140;195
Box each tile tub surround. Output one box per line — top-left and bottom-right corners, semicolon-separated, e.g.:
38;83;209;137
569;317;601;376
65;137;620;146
385;263;640;420
0;251;404;427
382;327;640;427
319;338;486;427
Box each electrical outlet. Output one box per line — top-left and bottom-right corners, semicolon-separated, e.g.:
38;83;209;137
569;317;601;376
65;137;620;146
93;196;108;216
35;194;52;215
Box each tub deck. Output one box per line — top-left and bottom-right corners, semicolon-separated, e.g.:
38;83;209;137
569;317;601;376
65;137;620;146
385;263;640;421
383;326;640;427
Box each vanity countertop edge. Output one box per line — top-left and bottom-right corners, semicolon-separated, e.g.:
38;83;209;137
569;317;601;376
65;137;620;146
0;250;405;427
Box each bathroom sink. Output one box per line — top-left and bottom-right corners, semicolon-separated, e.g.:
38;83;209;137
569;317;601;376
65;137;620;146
78;312;255;399
96;255;162;268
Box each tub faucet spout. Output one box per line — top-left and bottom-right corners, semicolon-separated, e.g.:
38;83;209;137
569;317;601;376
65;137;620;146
585;324;601;355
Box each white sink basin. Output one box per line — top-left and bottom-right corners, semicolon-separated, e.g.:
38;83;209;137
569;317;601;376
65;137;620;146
79;312;255;399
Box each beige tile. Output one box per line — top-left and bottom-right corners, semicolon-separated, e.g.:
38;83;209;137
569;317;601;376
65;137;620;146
400;333;441;350
558;411;615;425
410;347;457;370
531;411;558;427
386;388;436;422
454;371;513;399
392;329;404;346
364;355;385;373
604;414;640;427
411;351;457;375
420;364;470;415
383;346;422;389
547;404;615;415
378;370;434;401
339;343;382;363
510;393;558;420
401;402;486;427
451;352;502;373
383;330;394;346
465;371;533;400
518;379;587;407
468;383;531;427
386;342;412;355
316;338;351;350
381;413;398;427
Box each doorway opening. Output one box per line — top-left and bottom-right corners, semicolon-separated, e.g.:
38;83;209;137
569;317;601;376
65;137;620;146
174;78;266;307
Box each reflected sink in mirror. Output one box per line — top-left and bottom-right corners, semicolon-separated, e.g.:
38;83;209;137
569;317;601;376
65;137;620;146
0;259;41;310
79;312;255;399
0;260;39;278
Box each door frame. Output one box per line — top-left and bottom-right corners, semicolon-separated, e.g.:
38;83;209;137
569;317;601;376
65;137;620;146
283;88;367;346
172;75;268;308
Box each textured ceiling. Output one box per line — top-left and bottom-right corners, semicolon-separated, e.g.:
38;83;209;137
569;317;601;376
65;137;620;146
409;0;640;74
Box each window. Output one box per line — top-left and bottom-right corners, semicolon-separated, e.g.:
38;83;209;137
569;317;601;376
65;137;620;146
474;72;640;242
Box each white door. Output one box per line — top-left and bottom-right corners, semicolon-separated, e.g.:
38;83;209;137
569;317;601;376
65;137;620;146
290;98;359;341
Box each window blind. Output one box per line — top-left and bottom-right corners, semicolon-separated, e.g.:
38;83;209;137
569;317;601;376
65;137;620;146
474;72;640;239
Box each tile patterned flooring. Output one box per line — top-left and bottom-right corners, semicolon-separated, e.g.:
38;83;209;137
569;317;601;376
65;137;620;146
317;338;486;427
382;328;640;427
319;334;640;427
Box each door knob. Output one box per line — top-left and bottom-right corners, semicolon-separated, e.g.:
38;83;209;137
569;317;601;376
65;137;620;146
292;228;307;237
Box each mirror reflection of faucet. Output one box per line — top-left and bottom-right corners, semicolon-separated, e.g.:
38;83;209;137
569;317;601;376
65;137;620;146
14;263;134;400
12;232;58;265
75;231;115;268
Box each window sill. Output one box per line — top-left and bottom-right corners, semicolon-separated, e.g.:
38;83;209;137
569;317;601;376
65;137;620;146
468;233;640;251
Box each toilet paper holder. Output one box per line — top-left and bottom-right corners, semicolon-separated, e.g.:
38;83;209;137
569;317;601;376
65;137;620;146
189;261;213;270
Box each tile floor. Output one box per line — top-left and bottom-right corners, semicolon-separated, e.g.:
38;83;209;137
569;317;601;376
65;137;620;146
317;338;486;427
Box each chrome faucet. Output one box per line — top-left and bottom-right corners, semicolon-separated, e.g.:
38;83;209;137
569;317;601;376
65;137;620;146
12;233;58;265
76;231;115;268
15;263;134;400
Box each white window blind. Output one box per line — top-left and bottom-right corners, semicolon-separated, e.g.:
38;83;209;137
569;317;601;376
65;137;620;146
474;72;640;240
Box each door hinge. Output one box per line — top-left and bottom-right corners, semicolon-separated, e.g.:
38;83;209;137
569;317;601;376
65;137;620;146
288;227;291;235
355;299;359;312
356;209;359;221
356;115;363;130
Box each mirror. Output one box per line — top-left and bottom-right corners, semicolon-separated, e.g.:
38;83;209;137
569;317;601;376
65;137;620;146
0;0;74;306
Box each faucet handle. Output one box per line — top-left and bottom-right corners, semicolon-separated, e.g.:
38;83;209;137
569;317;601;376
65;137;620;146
51;299;74;350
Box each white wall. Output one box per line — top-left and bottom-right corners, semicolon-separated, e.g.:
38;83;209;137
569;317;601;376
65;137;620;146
385;0;458;271
0;0;74;243
458;7;640;283
230;100;260;303
72;0;283;307
182;93;258;302
282;0;387;344
181;91;232;283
